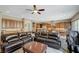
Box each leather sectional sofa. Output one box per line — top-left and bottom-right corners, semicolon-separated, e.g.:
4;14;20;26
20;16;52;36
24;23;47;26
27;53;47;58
1;31;61;53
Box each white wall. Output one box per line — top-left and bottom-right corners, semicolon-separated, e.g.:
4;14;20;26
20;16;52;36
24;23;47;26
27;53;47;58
24;19;33;32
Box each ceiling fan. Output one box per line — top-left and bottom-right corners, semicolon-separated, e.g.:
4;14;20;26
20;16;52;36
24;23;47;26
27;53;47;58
26;5;45;14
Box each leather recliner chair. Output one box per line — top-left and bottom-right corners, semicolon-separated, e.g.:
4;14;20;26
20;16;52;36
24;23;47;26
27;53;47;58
39;32;48;38
66;31;79;53
1;33;23;53
72;32;79;53
18;32;32;44
48;32;61;42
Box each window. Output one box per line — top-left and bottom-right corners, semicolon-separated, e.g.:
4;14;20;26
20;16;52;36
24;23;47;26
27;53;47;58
71;19;79;31
77;19;79;31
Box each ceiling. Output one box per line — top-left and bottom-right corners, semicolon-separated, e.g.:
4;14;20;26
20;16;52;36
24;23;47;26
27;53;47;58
0;5;79;22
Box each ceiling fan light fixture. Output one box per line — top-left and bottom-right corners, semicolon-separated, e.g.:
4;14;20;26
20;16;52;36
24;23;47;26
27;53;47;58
33;10;38;13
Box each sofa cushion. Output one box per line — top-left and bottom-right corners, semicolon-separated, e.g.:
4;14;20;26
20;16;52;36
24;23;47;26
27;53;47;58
8;38;19;43
1;34;18;42
19;32;27;37
5;35;19;43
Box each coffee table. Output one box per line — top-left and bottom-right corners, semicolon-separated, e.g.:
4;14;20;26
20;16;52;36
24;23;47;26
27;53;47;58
23;41;47;53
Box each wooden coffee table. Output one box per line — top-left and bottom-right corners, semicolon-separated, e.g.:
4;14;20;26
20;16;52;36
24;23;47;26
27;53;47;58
23;41;47;53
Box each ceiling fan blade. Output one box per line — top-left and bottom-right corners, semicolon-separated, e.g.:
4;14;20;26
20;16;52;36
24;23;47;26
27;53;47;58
38;9;45;11
33;5;37;10
26;9;33;11
32;12;34;14
37;12;41;14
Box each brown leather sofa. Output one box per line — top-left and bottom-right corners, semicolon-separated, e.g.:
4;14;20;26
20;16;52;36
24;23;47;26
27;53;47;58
34;32;61;49
1;32;32;53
